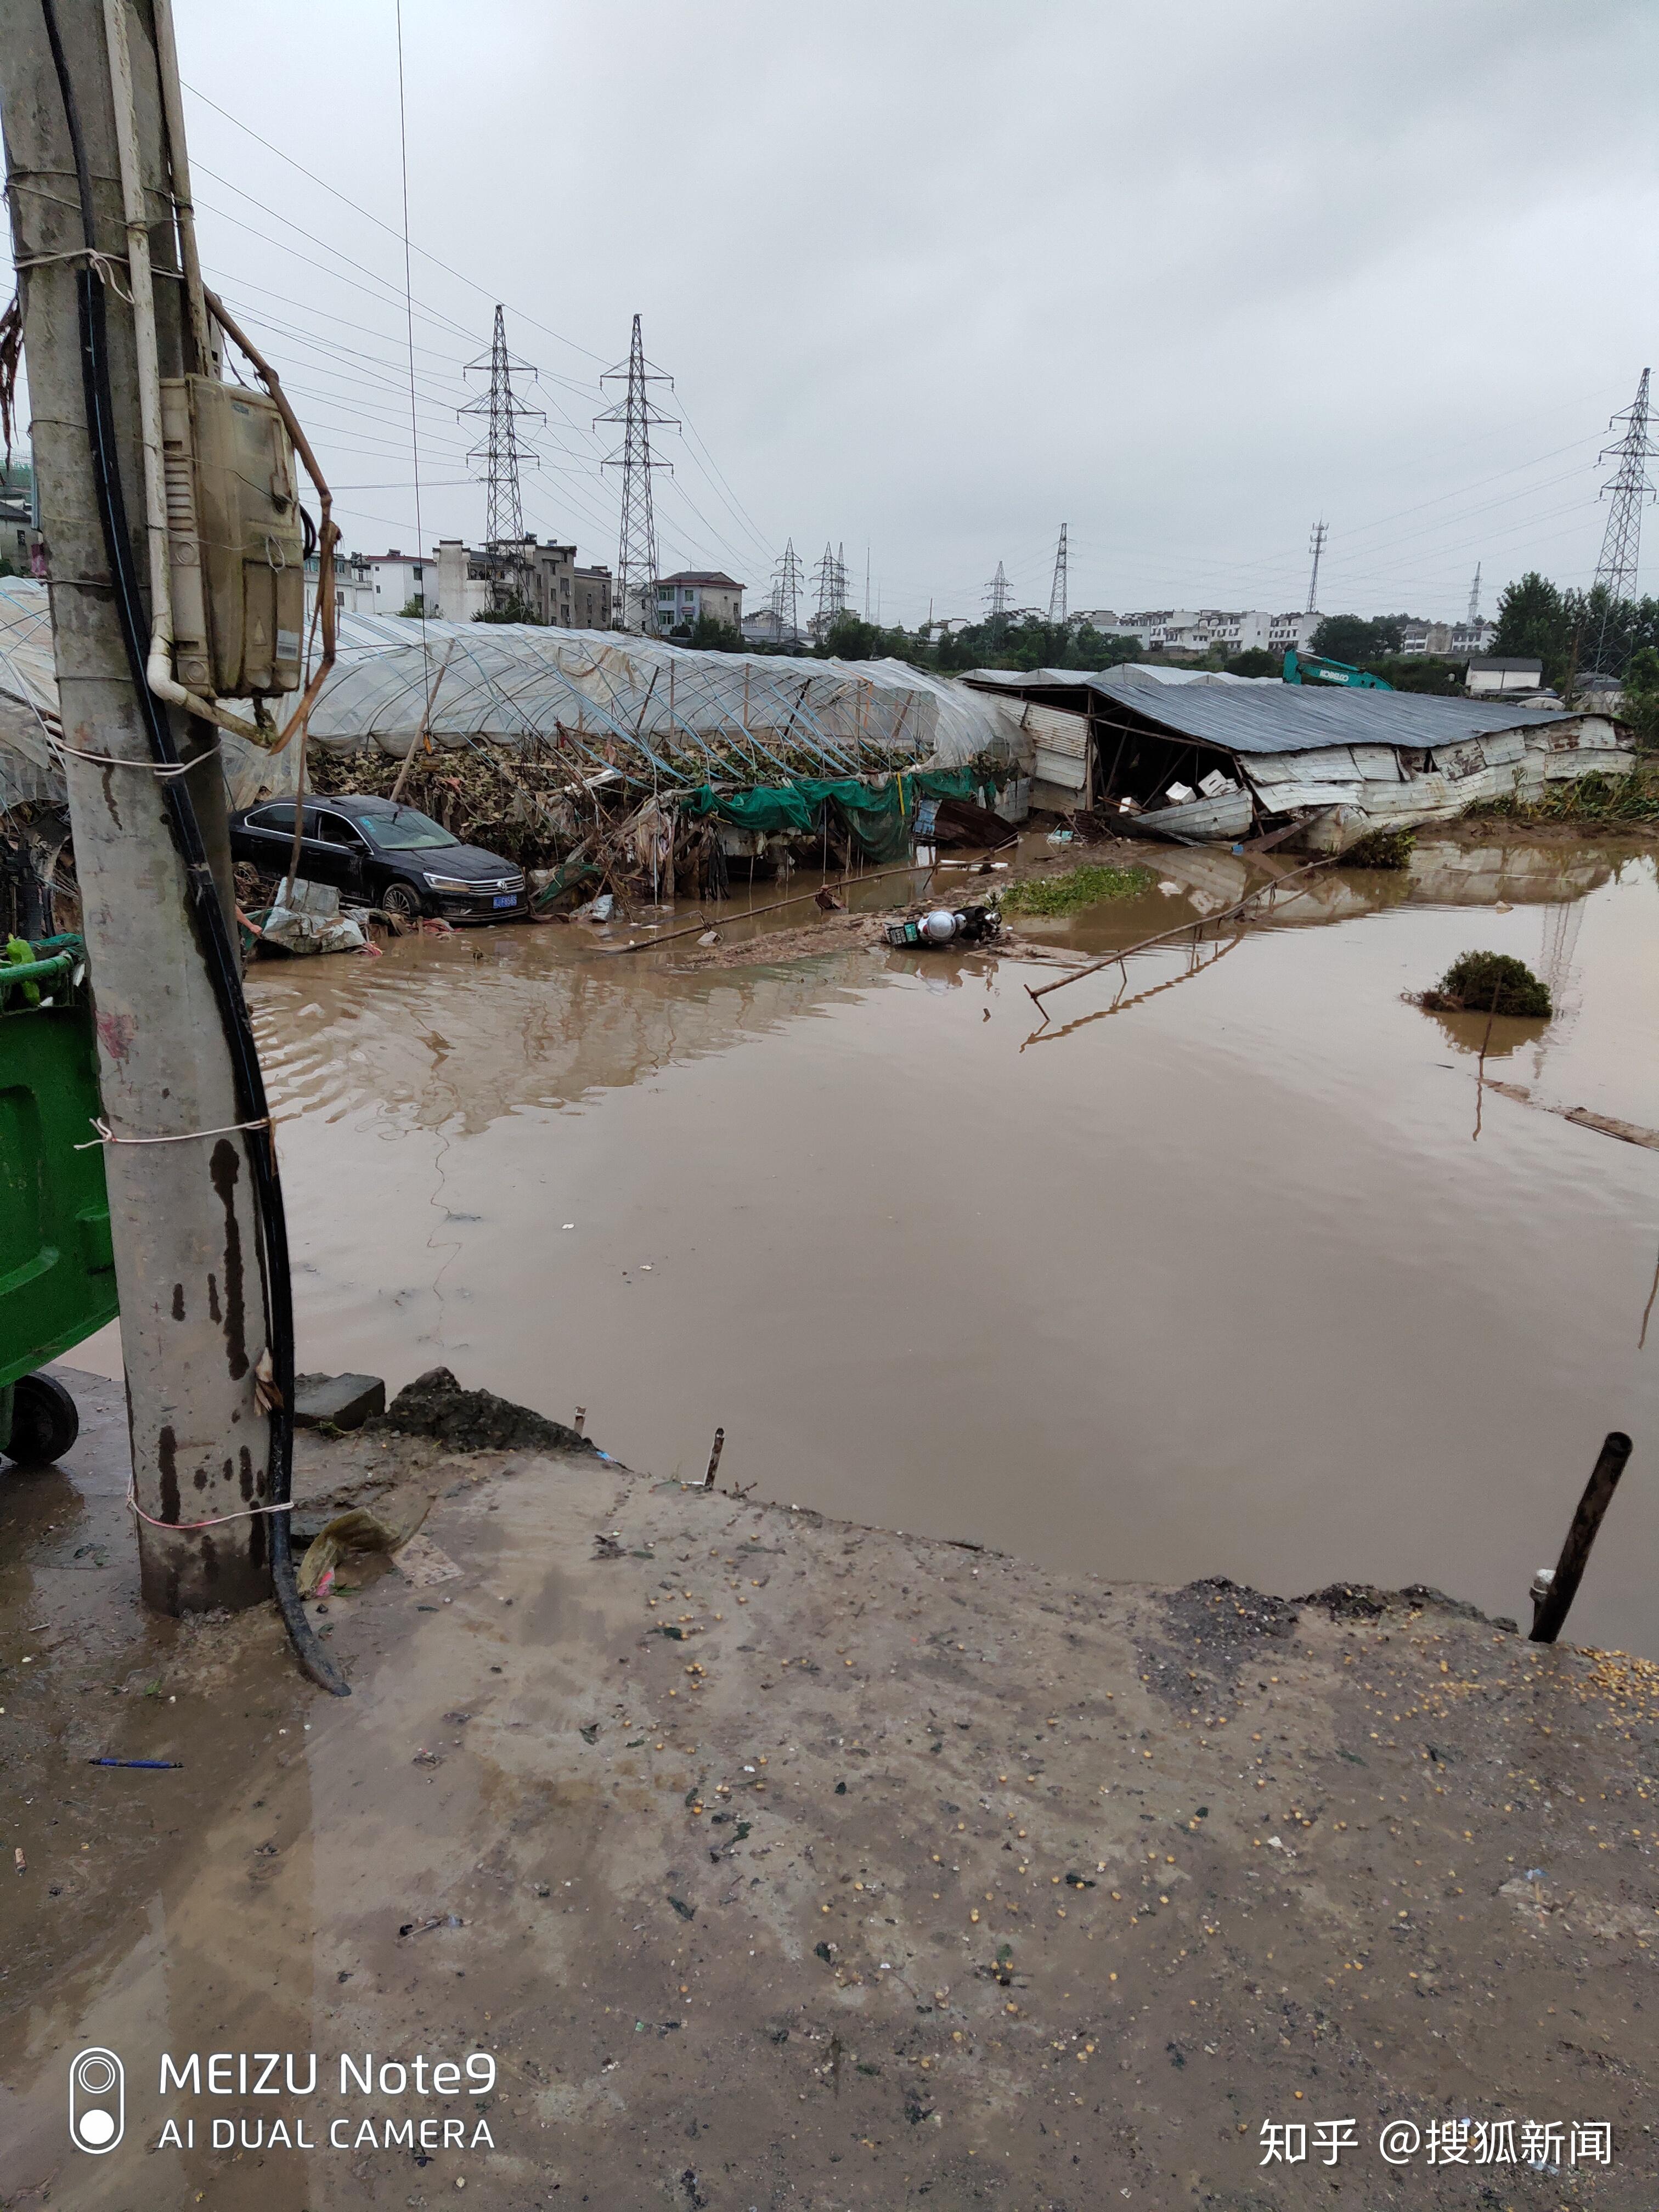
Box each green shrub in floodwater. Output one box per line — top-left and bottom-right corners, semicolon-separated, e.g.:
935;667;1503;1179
1420;950;1552;1019
1340;826;1415;870
1001;864;1150;916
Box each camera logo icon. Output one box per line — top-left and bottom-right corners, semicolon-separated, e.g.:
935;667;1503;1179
68;2047;124;2153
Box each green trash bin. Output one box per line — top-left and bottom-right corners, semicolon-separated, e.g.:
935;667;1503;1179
0;934;119;1463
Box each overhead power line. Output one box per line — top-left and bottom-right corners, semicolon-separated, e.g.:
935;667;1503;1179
180;77;607;366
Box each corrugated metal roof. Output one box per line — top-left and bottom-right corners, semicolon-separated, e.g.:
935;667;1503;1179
964;665;1587;757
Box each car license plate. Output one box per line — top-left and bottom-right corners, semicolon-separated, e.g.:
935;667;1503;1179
493;894;517;909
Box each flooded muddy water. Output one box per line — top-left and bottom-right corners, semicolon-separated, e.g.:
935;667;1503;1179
90;834;1659;1652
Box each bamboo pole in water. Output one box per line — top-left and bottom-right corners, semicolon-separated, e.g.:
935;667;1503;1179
1024;854;1336;1009
599;857;941;956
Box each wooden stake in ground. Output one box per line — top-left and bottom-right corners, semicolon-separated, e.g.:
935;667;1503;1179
1529;1432;1634;1644
2;1;273;1611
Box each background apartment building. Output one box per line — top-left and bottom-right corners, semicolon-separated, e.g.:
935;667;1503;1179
1110;608;1321;656
655;570;744;635
305;539;612;629
1401;617;1494;658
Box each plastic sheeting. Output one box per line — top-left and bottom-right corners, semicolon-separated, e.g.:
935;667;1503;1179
0;582;1022;814
0;578;297;811
306;618;1020;786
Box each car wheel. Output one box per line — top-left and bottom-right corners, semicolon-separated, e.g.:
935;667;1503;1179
381;881;424;922
6;1372;80;1463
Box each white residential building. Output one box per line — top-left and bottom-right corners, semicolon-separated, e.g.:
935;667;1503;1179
654;571;744;635
1401;617;1495;658
303;549;377;624
1266;611;1320;656
1466;657;1544;695
1111;608;1318;657
360;549;437;616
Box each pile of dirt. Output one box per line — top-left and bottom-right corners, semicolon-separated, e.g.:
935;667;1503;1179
374;1364;599;1455
1299;1579;1515;1629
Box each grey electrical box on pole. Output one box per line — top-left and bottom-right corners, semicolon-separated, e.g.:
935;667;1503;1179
1;0;278;1614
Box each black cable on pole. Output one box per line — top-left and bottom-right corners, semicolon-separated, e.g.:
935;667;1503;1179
38;0;346;1694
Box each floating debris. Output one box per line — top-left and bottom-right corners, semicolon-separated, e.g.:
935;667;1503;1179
1419;950;1551;1018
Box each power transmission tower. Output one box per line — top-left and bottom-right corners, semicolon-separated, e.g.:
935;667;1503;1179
1588;367;1656;675
596;315;678;634
1467;563;1482;627
986;561;1012;633
1048;524;1068;625
460;306;544;612
1305;521;1328;615
812;542;842;634
770;539;805;642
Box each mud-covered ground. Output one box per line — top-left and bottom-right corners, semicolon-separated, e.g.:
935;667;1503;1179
3;1368;1657;2209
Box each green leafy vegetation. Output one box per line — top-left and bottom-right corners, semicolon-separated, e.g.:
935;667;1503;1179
1223;647;1279;678
1001;862;1150;916
1462;762;1659;825
473;594;543;625
1421;951;1551;1019
1340;826;1415;868
1620;646;1659;751
1490;572;1659;693
782;610;1147;675
1310;613;1408;663
1355;656;1466;696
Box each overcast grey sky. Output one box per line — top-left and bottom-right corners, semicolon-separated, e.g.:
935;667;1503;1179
35;1;1659;624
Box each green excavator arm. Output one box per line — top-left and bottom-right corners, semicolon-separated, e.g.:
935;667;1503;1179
1282;647;1392;690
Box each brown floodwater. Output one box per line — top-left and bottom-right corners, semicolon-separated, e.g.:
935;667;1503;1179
82;833;1659;1652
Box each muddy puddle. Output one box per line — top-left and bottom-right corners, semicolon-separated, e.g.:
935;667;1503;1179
81;833;1659;1653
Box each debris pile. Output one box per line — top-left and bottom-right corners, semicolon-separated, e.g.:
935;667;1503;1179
376;1365;600;1458
1340;825;1415;870
1000;862;1150;916
1419;950;1553;1018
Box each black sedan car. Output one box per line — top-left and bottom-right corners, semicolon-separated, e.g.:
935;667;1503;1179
230;795;526;922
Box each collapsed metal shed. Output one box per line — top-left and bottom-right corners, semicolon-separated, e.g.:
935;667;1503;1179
964;663;1633;847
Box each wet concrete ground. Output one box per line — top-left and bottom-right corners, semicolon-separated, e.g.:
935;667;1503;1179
3;1373;1657;2208
10;827;1657;2206
80;830;1659;1654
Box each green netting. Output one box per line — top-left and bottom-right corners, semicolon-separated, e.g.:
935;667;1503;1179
682;766;994;864
682;786;815;835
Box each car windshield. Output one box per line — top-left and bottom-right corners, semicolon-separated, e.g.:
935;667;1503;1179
351;806;458;853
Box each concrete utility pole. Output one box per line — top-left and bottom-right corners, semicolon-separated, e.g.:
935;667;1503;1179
2;0;275;1612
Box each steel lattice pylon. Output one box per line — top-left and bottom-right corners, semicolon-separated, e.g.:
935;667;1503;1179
1048;524;1068;624
596;315;678;635
985;561;1011;633
1588;368;1656;675
459;306;544;608
770;538;805;641
811;541;848;634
